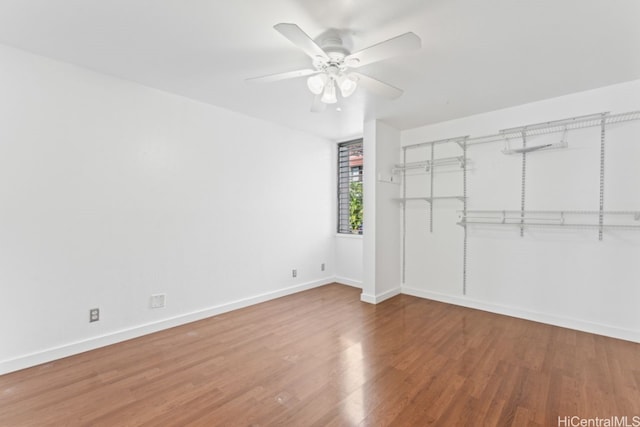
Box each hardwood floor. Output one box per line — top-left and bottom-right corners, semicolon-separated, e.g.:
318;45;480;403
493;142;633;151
1;284;639;426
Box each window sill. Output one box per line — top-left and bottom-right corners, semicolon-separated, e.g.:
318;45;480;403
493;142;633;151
336;233;363;239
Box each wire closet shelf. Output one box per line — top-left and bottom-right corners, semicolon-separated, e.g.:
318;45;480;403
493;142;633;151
397;109;640;292
463;110;640;147
458;210;640;231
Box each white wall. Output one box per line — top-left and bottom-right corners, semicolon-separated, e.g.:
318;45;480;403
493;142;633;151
362;120;402;303
334;235;363;288
333;136;364;288
401;80;640;342
362;120;378;301
0;44;336;374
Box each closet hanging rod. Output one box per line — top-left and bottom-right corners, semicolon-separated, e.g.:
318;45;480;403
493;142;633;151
460;209;640;216
463;216;564;223
457;221;640;231
397;196;466;203
394;156;464;170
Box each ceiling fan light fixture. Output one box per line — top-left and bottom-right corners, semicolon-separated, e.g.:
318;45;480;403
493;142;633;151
248;23;422;111
321;79;337;104
307;73;327;95
338;73;358;98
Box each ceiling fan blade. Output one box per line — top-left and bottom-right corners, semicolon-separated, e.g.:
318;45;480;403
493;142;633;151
246;68;317;83
346;32;421;68
311;94;327;113
274;23;329;60
353;72;403;99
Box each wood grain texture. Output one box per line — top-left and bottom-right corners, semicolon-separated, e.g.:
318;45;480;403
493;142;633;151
1;284;639;426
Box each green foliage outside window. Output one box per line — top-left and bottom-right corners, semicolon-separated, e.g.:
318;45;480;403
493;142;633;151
349;181;363;233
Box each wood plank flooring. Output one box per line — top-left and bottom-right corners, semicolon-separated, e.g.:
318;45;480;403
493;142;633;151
1;284;639;426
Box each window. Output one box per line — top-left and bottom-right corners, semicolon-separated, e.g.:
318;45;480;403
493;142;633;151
338;139;363;234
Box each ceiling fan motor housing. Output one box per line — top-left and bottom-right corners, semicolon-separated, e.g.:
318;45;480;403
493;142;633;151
313;32;350;72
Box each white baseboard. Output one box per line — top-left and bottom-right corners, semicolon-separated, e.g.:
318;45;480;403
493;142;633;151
401;286;640;344
334;276;362;288
361;287;401;304
14;279;632;376
0;277;334;375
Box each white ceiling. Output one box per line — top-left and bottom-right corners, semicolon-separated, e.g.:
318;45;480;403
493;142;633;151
0;0;638;141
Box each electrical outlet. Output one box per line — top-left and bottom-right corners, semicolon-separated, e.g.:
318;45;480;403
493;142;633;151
150;294;166;309
89;308;99;323
321;263;325;271
292;269;297;278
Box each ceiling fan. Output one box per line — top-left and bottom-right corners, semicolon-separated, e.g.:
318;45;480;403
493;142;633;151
247;23;421;112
